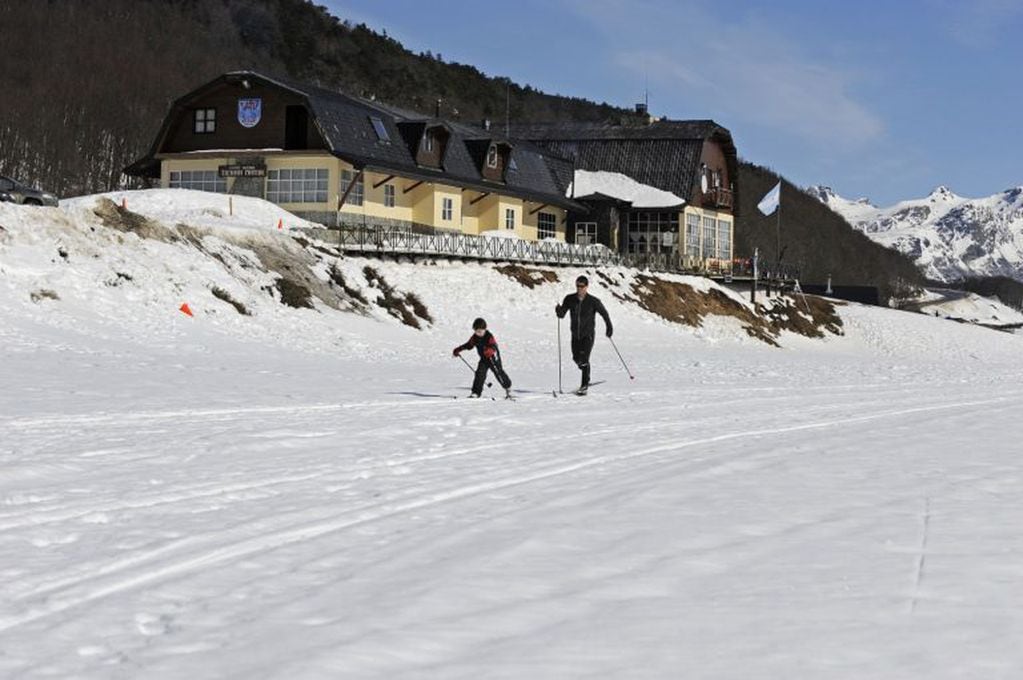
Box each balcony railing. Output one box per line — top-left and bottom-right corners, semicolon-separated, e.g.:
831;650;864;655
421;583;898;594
703;187;734;209
333;225;624;267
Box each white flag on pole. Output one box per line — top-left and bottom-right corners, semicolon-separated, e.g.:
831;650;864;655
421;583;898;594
757;181;781;216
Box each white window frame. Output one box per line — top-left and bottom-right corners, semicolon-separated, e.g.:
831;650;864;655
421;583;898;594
441;197;453;221
487;145;499;169
575;221;597;245
538;211;557;240
383;183;395;208
717;219;732;260
340;169;364;207
169;169;226;193
267;168;328;204
193;108;216;134
701;215;716;259
505;207;516;230
685;213;701;255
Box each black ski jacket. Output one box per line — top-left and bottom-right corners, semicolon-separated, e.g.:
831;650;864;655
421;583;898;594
556;293;612;339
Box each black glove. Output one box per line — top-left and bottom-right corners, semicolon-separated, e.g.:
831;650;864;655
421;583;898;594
606;328;613;338
554;304;561;316
452;348;461;357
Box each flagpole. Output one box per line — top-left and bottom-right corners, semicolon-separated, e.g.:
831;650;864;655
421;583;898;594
776;182;782;270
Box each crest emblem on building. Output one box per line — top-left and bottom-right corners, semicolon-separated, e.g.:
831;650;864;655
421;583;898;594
237;98;262;128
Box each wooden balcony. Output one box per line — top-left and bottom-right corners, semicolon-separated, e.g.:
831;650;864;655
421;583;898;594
703;187;733;209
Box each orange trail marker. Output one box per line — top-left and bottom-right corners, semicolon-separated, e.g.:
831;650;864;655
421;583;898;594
179;303;194;317
277;218;283;230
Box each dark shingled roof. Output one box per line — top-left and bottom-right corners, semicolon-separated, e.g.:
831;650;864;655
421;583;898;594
509;120;737;202
127;71;580;210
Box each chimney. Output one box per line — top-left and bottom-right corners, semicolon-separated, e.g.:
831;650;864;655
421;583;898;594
435;98;442;118
482;118;491;131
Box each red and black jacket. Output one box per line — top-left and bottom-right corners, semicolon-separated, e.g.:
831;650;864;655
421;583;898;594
454;330;501;361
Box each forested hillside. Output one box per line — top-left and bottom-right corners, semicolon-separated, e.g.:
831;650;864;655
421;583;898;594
0;0;626;198
735;162;925;302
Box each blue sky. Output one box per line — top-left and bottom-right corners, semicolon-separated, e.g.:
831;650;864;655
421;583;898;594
325;0;1022;207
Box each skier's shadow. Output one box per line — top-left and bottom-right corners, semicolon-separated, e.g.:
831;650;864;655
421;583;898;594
389;388;472;399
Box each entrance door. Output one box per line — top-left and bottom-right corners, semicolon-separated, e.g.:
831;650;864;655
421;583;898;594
285;106;308;149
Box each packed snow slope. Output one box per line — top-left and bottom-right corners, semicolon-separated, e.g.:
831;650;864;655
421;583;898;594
3;191;1023;679
809;184;1023;282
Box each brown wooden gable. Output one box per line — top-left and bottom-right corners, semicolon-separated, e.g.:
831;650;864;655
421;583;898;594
468;140;514;183
158;77;327;155
415;123;451;168
693;137;734;212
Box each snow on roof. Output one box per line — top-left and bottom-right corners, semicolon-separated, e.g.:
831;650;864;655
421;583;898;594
567;170;685;209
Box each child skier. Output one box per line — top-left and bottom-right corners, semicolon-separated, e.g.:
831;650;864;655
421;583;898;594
452;317;513;398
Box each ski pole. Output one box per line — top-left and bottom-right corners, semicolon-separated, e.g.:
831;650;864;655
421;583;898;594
557;315;563;394
457;353;491;388
607;336;635;380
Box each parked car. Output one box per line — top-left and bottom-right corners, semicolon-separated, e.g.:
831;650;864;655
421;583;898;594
0;175;59;206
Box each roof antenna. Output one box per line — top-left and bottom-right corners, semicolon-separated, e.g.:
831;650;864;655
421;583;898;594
505;80;510;137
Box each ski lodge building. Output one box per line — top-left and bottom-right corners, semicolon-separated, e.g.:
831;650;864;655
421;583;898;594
513;120;737;272
126;71;737;273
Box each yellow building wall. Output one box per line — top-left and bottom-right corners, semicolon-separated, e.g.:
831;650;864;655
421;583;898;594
521;203;567;242
160;155;568;243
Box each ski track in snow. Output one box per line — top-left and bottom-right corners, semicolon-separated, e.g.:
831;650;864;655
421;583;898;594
4;194;1023;678
1;387;1014;637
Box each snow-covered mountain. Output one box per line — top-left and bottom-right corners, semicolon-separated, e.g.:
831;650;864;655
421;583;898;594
807;184;1023;282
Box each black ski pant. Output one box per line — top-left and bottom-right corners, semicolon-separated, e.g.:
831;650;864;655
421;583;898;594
571;334;595;386
473;356;512;395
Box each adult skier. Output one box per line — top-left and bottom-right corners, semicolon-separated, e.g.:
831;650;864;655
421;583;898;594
555;275;612;395
452;317;513;398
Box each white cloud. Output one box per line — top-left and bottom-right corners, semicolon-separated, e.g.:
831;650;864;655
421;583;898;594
568;0;885;150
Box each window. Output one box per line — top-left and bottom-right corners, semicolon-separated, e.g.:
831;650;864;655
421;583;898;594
625;211;680;254
538;212;557;240
340;169;364;206
505;207;516;230
441;197;453;221
383;183;395;208
702;215;716;259
369;116;390;142
193;108;216;134
266;168;328;204
169;170;226;193
717;219;732;260
685;213;701;255
487;145;499;169
575;221;597;245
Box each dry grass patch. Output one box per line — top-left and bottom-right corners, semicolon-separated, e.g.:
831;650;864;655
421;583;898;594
364;266;433;329
93;198;172;241
211;287;250;315
494;264;559;289
631;275;779;345
764;294;844;338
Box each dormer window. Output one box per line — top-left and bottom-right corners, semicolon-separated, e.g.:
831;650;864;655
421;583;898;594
487;145;499;169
